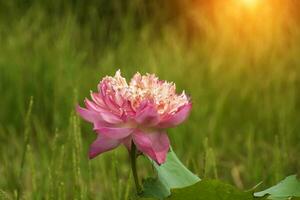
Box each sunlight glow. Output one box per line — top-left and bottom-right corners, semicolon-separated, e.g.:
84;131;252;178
240;0;258;8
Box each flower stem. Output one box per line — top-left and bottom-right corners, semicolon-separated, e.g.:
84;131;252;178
130;142;142;194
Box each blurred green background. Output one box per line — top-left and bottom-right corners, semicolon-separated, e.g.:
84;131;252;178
0;0;300;199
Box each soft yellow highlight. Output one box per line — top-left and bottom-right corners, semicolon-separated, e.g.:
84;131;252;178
240;0;257;7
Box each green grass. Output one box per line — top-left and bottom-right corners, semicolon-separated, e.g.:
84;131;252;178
0;1;300;199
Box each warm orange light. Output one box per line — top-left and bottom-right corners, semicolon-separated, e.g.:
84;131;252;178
240;0;257;8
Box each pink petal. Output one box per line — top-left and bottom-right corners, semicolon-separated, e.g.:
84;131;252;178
93;120;112;130
120;100;136;121
76;105;122;125
135;102;160;126
98;82;120;112
95;127;134;139
99;81;107;97
99;110;123;124
89;134;120;159
122;100;135;114
114;91;125;106
158;103;192;128
90;92;106;107
76;105;102;123
85;98;106;113
84;99;123;124
133;130;170;164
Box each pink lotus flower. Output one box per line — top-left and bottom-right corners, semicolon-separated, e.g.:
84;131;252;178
77;70;191;164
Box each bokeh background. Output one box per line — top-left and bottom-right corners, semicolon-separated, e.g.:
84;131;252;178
0;0;300;199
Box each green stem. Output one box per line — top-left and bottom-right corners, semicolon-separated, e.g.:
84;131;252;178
130;142;142;194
